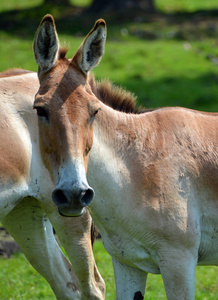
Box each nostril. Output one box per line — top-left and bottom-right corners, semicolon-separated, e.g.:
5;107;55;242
52;189;68;206
80;188;95;207
52;186;94;208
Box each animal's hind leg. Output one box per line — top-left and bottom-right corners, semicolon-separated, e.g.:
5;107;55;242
112;258;147;300
2;197;81;300
158;248;196;300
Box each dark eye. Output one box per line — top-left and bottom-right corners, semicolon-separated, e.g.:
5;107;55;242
93;108;100;119
34;107;49;122
90;109;99;123
93;109;99;117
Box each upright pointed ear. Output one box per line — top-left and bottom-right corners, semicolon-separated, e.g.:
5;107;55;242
33;14;59;74
73;19;107;75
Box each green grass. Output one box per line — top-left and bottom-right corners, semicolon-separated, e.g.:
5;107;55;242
2;0;218;13
0;252;54;299
0;240;217;299
0;31;217;112
156;0;218;13
0;1;218;112
94;240;218;299
0;0;92;13
0;0;42;12
97;39;218;112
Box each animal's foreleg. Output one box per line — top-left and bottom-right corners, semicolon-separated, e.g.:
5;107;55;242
112;258;147;300
158;248;196;300
47;208;105;300
2;197;81;300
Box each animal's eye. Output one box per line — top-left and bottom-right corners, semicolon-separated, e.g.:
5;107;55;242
90;109;99;123
34;106;49;122
93;108;101;118
93;109;99;117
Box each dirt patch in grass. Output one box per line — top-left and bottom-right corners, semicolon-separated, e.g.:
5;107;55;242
0;227;21;258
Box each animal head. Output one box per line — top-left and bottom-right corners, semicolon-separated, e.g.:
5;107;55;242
33;14;106;216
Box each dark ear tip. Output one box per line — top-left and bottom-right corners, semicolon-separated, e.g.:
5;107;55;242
41;14;55;26
95;18;106;29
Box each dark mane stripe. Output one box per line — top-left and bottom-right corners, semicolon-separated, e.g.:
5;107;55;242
0;68;34;78
58;47;69;60
89;76;146;114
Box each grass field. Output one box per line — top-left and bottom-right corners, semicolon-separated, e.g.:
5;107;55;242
0;240;217;299
0;0;218;112
0;0;217;299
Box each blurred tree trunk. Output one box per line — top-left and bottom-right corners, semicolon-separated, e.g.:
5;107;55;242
43;0;70;5
88;0;155;13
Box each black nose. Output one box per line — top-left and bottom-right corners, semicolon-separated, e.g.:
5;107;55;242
52;185;95;210
80;188;95;206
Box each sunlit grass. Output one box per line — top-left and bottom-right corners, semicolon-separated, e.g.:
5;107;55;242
156;0;218;13
0;0;42;12
0;31;217;112
0;1;218;113
0;0;93;13
0;240;217;299
0;252;54;299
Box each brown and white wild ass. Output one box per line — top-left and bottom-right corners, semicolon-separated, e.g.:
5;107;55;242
0;69;105;299
33;15;218;300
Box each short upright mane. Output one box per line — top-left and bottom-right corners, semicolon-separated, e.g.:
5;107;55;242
57;48;145;114
89;76;145;114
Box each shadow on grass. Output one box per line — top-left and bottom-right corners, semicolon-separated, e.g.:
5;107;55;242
1;3;218;41
0;4;217;113
115;72;218;112
0;4;92;40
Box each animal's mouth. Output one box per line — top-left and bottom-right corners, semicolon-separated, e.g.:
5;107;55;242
58;207;84;218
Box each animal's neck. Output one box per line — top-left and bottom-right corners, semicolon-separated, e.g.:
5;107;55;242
87;102;146;202
91;102;138;162
87;104;135;229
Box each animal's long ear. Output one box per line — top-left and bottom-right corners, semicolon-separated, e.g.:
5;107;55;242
33;14;59;74
73;19;106;75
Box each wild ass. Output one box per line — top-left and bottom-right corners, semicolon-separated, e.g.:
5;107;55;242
33;15;218;300
0;69;105;299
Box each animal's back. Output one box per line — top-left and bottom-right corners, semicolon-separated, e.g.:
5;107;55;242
137;107;218;266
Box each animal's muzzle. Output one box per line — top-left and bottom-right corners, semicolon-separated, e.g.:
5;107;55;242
52;183;95;217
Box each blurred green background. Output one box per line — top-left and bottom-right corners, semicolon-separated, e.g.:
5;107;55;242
0;1;217;299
